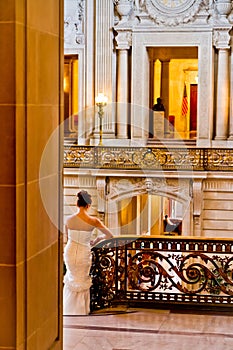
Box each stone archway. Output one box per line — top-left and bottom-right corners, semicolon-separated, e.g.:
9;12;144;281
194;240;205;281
104;177;192;235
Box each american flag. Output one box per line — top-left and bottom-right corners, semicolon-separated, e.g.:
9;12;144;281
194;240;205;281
181;84;188;117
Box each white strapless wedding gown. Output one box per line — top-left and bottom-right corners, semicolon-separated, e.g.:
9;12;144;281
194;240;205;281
63;230;93;315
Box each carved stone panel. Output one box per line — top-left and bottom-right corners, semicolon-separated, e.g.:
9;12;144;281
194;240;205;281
145;0;205;26
64;0;85;47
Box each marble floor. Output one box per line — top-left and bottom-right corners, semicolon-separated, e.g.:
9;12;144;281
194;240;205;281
63;307;233;350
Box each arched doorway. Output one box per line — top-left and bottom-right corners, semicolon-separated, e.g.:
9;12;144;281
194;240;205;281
106;177;191;236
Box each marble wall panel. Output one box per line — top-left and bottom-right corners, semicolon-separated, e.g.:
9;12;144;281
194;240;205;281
27;243;59;348
0;23;15;104
0;265;16;347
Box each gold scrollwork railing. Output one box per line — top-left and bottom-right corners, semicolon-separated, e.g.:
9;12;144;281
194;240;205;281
64;146;233;171
90;236;233;312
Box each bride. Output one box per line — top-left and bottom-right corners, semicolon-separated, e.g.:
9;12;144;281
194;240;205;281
63;190;113;315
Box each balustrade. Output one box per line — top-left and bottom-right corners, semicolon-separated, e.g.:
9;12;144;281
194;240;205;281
90;236;233;312
64;145;233;171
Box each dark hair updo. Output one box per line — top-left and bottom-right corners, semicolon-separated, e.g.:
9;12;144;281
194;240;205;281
77;190;92;207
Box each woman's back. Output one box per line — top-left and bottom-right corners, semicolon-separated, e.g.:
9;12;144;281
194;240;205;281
66;213;96;232
68;229;93;246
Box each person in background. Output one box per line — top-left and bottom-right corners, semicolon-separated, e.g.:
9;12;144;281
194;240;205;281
152;97;165;112
164;214;176;232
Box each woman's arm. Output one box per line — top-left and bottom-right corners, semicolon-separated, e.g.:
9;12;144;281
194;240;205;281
91;218;113;246
95;217;113;238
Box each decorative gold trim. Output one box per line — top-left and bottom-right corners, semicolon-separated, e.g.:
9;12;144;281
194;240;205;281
64;146;233;171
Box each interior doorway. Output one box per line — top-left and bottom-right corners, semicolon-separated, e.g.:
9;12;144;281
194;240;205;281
147;47;198;140
118;194;183;236
64;55;79;137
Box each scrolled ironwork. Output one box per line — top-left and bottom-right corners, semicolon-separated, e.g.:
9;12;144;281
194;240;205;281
90;236;233;312
90;247;116;310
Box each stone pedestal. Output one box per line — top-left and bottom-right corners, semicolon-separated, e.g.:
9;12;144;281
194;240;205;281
153;111;165;139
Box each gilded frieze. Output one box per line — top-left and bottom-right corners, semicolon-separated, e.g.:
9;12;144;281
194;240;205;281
64;146;233;171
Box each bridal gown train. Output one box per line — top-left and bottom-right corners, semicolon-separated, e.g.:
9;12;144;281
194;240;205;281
63;229;93;315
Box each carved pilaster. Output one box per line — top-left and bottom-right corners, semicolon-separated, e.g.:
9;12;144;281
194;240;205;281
213;27;231;140
229;29;233;140
213;27;231;49
192;179;203;236
115;30;132;139
115;30;132;50
96;177;106;214
193;179;203;217
95;0;115;141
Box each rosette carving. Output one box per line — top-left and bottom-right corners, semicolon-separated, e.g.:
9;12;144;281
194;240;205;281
145;0;205;26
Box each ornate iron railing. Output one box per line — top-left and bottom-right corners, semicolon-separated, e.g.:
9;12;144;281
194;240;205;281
64;145;233;171
90;236;233;312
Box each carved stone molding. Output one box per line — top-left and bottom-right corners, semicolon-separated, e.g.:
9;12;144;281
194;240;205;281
64;0;85;47
215;0;232;23
96;177;106;213
107;177;191;204
205;149;233;170
144;0;205;26
213;27;231;48
63;174;96;188
114;0;133;23
133;0;146;12
203;179;233;191
193;215;200;226
193;179;203;216
64;146;233;171
115;30;132;49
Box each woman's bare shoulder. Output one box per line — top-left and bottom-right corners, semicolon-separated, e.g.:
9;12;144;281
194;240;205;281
87;216;102;227
65;213;77;225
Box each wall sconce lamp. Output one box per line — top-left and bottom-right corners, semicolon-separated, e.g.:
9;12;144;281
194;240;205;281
95;93;108;146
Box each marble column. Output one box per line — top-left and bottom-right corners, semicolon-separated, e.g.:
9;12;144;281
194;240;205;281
115;31;131;139
117;49;129;138
229;33;233;140
215;48;230;140
213;24;231;140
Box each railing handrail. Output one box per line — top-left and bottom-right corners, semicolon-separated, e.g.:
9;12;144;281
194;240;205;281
90;235;233;312
94;235;233;243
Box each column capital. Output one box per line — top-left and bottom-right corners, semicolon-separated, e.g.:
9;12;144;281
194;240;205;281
159;59;171;63
213;27;231;49
114;30;132;50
